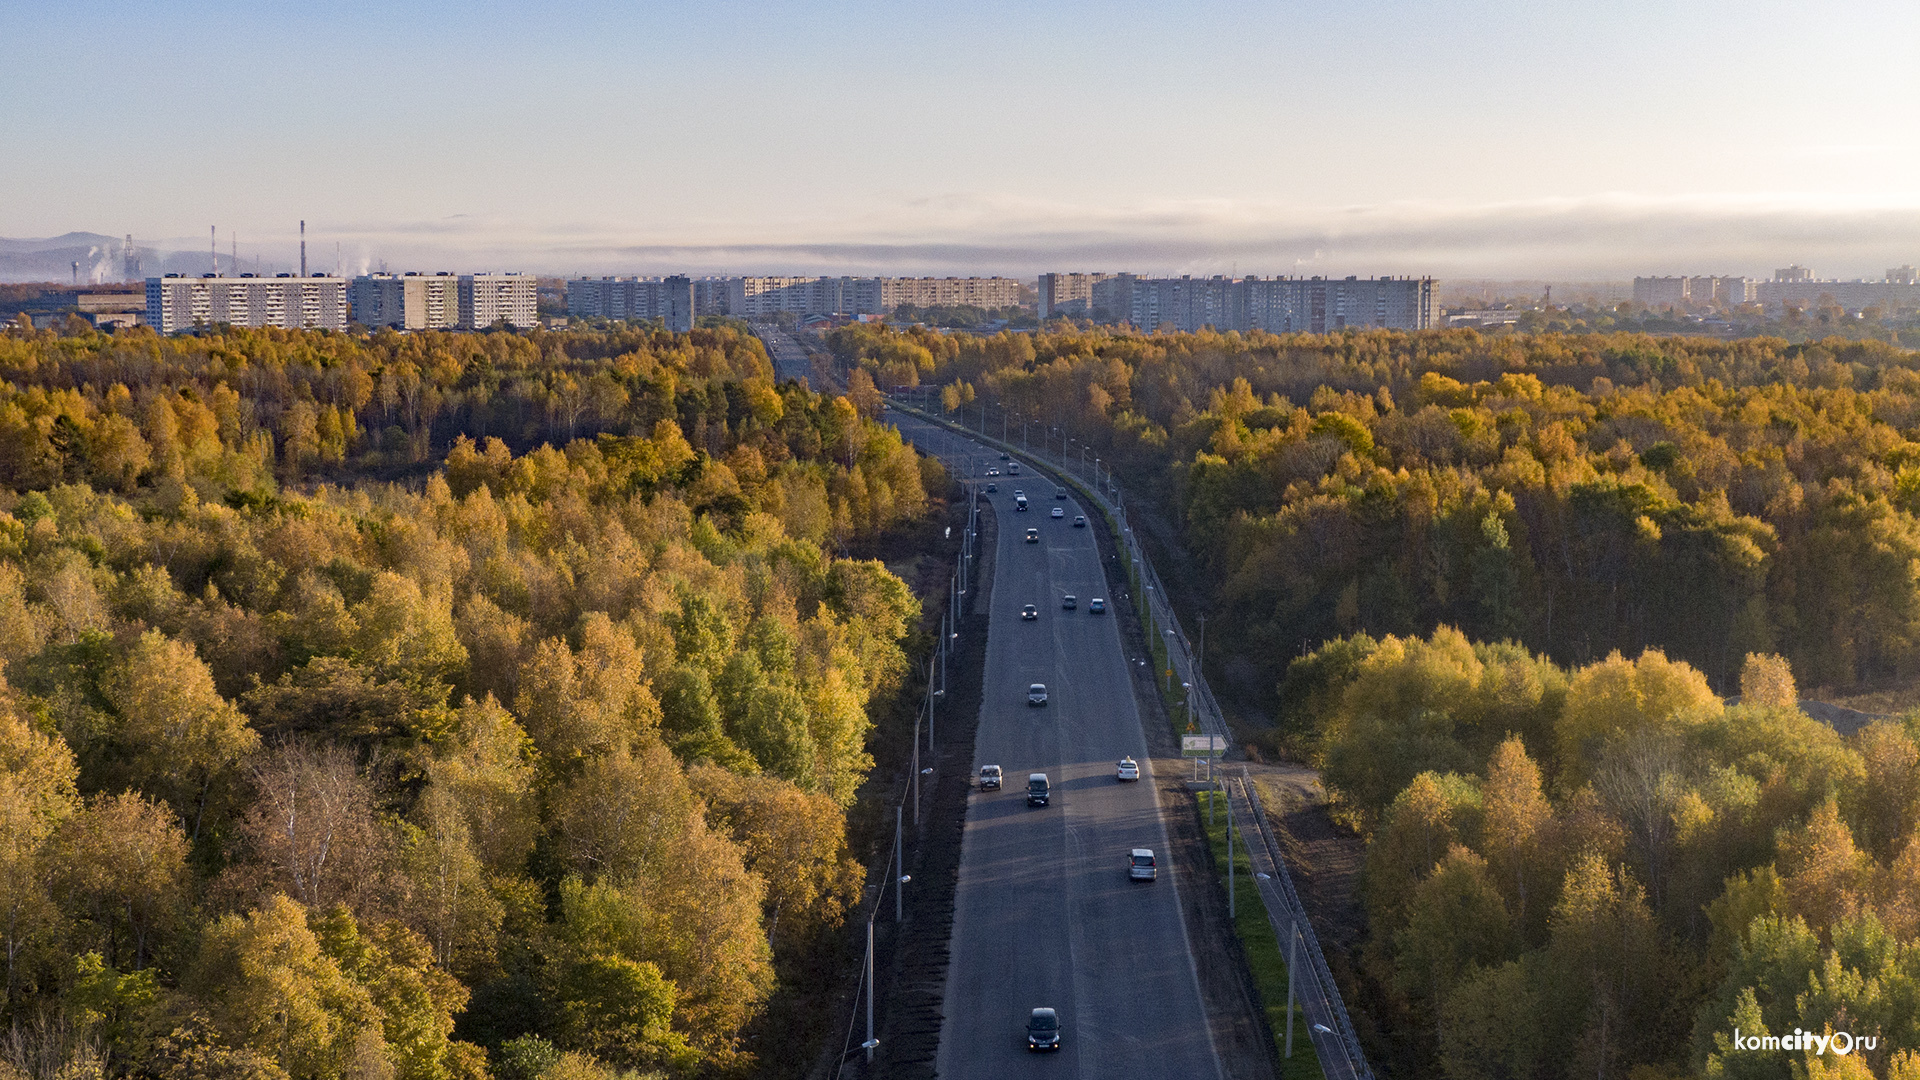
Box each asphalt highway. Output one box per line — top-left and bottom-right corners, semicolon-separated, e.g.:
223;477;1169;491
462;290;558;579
894;414;1223;1080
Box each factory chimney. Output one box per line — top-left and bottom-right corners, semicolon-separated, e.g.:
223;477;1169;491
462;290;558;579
300;220;307;277
212;226;218;276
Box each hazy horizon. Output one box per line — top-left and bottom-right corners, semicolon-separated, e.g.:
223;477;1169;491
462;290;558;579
6;1;1919;281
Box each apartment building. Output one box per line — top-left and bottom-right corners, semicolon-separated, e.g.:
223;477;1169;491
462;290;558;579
1037;273;1114;318
1632;275;1753;308
145;274;350;333
1754;268;1920;314
351;272;460;330
1082;274;1432;333
457;273;537;330
880;276;1024;310
724;276;883;317
565;276;696;331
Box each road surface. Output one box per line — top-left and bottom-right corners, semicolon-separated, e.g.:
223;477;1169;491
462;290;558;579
750;322;813;384
893;414;1223;1080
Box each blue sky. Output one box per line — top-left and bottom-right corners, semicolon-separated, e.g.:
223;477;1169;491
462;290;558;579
5;0;1918;279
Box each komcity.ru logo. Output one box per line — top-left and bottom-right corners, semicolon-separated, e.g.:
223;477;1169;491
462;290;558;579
1731;1029;1878;1055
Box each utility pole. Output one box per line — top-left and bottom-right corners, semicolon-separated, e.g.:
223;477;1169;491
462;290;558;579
895;807;903;922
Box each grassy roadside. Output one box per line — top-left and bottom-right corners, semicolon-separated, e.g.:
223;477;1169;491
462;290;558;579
1199;791;1324;1080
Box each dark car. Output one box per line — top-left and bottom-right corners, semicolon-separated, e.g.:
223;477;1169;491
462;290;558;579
1021;604;1038;620
1056;489;1068;499
986;482;997;493
1026;773;1050;806
1073;515;1086;527
1027;1008;1060;1051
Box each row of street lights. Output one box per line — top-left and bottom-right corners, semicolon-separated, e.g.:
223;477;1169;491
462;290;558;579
847;418;981;1074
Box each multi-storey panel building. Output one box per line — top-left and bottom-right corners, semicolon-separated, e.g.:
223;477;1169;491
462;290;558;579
1082;274;1431;333
457;273;537;330
566;276;695;331
351;273;460;330
1037;273;1113;318
880;277;1024;310
1634;275;1754;308
1754;273;1920;314
724;276;884;317
145;274;350;333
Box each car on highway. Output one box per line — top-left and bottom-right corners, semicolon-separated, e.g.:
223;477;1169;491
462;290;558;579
1089;597;1106;613
1129;849;1157;881
979;765;1001;790
1050;506;1064;519
1026;1007;1060;1050
1012;488;1023;497
1015;495;1028;511
987;467;1000;476
1028;683;1048;706
1116;756;1139;781
1021;604;1038;620
1025;528;1039;543
1007;462;1020;474
986;482;996;493
1074;515;1086;527
1000;453;1010;461
1056;489;1068;499
1025;774;1050;807
1062;594;1076;610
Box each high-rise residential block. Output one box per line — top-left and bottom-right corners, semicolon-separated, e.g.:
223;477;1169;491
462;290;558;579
1079;274;1431;333
725;276;883;317
880;276;1024;310
145;273;349;333
1754;268;1920;314
566;276;695;331
351;273;460;330
457;273;537;329
1037;273;1113;318
1634;275;1754;307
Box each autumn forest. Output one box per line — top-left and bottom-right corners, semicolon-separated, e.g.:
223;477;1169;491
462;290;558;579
835;320;1920;1079
0;322;934;1080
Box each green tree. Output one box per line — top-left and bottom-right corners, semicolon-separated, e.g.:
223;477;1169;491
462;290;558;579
100;629;259;841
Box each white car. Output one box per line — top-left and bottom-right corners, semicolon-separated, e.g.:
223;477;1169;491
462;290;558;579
1051;506;1064;519
1116;757;1140;781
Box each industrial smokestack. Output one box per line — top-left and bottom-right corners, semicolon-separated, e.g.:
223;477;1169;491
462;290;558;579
212;226;218;276
300;220;307;277
72;261;79;286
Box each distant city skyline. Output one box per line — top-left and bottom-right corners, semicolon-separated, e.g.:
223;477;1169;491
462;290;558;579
5;1;1919;280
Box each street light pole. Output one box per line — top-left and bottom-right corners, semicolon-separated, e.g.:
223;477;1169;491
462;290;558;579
865;919;876;1063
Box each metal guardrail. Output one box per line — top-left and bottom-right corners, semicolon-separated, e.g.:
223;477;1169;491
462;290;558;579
890;398;1375;1080
1239;771;1375;1080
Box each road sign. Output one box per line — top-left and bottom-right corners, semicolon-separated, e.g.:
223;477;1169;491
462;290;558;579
1182;735;1227;758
